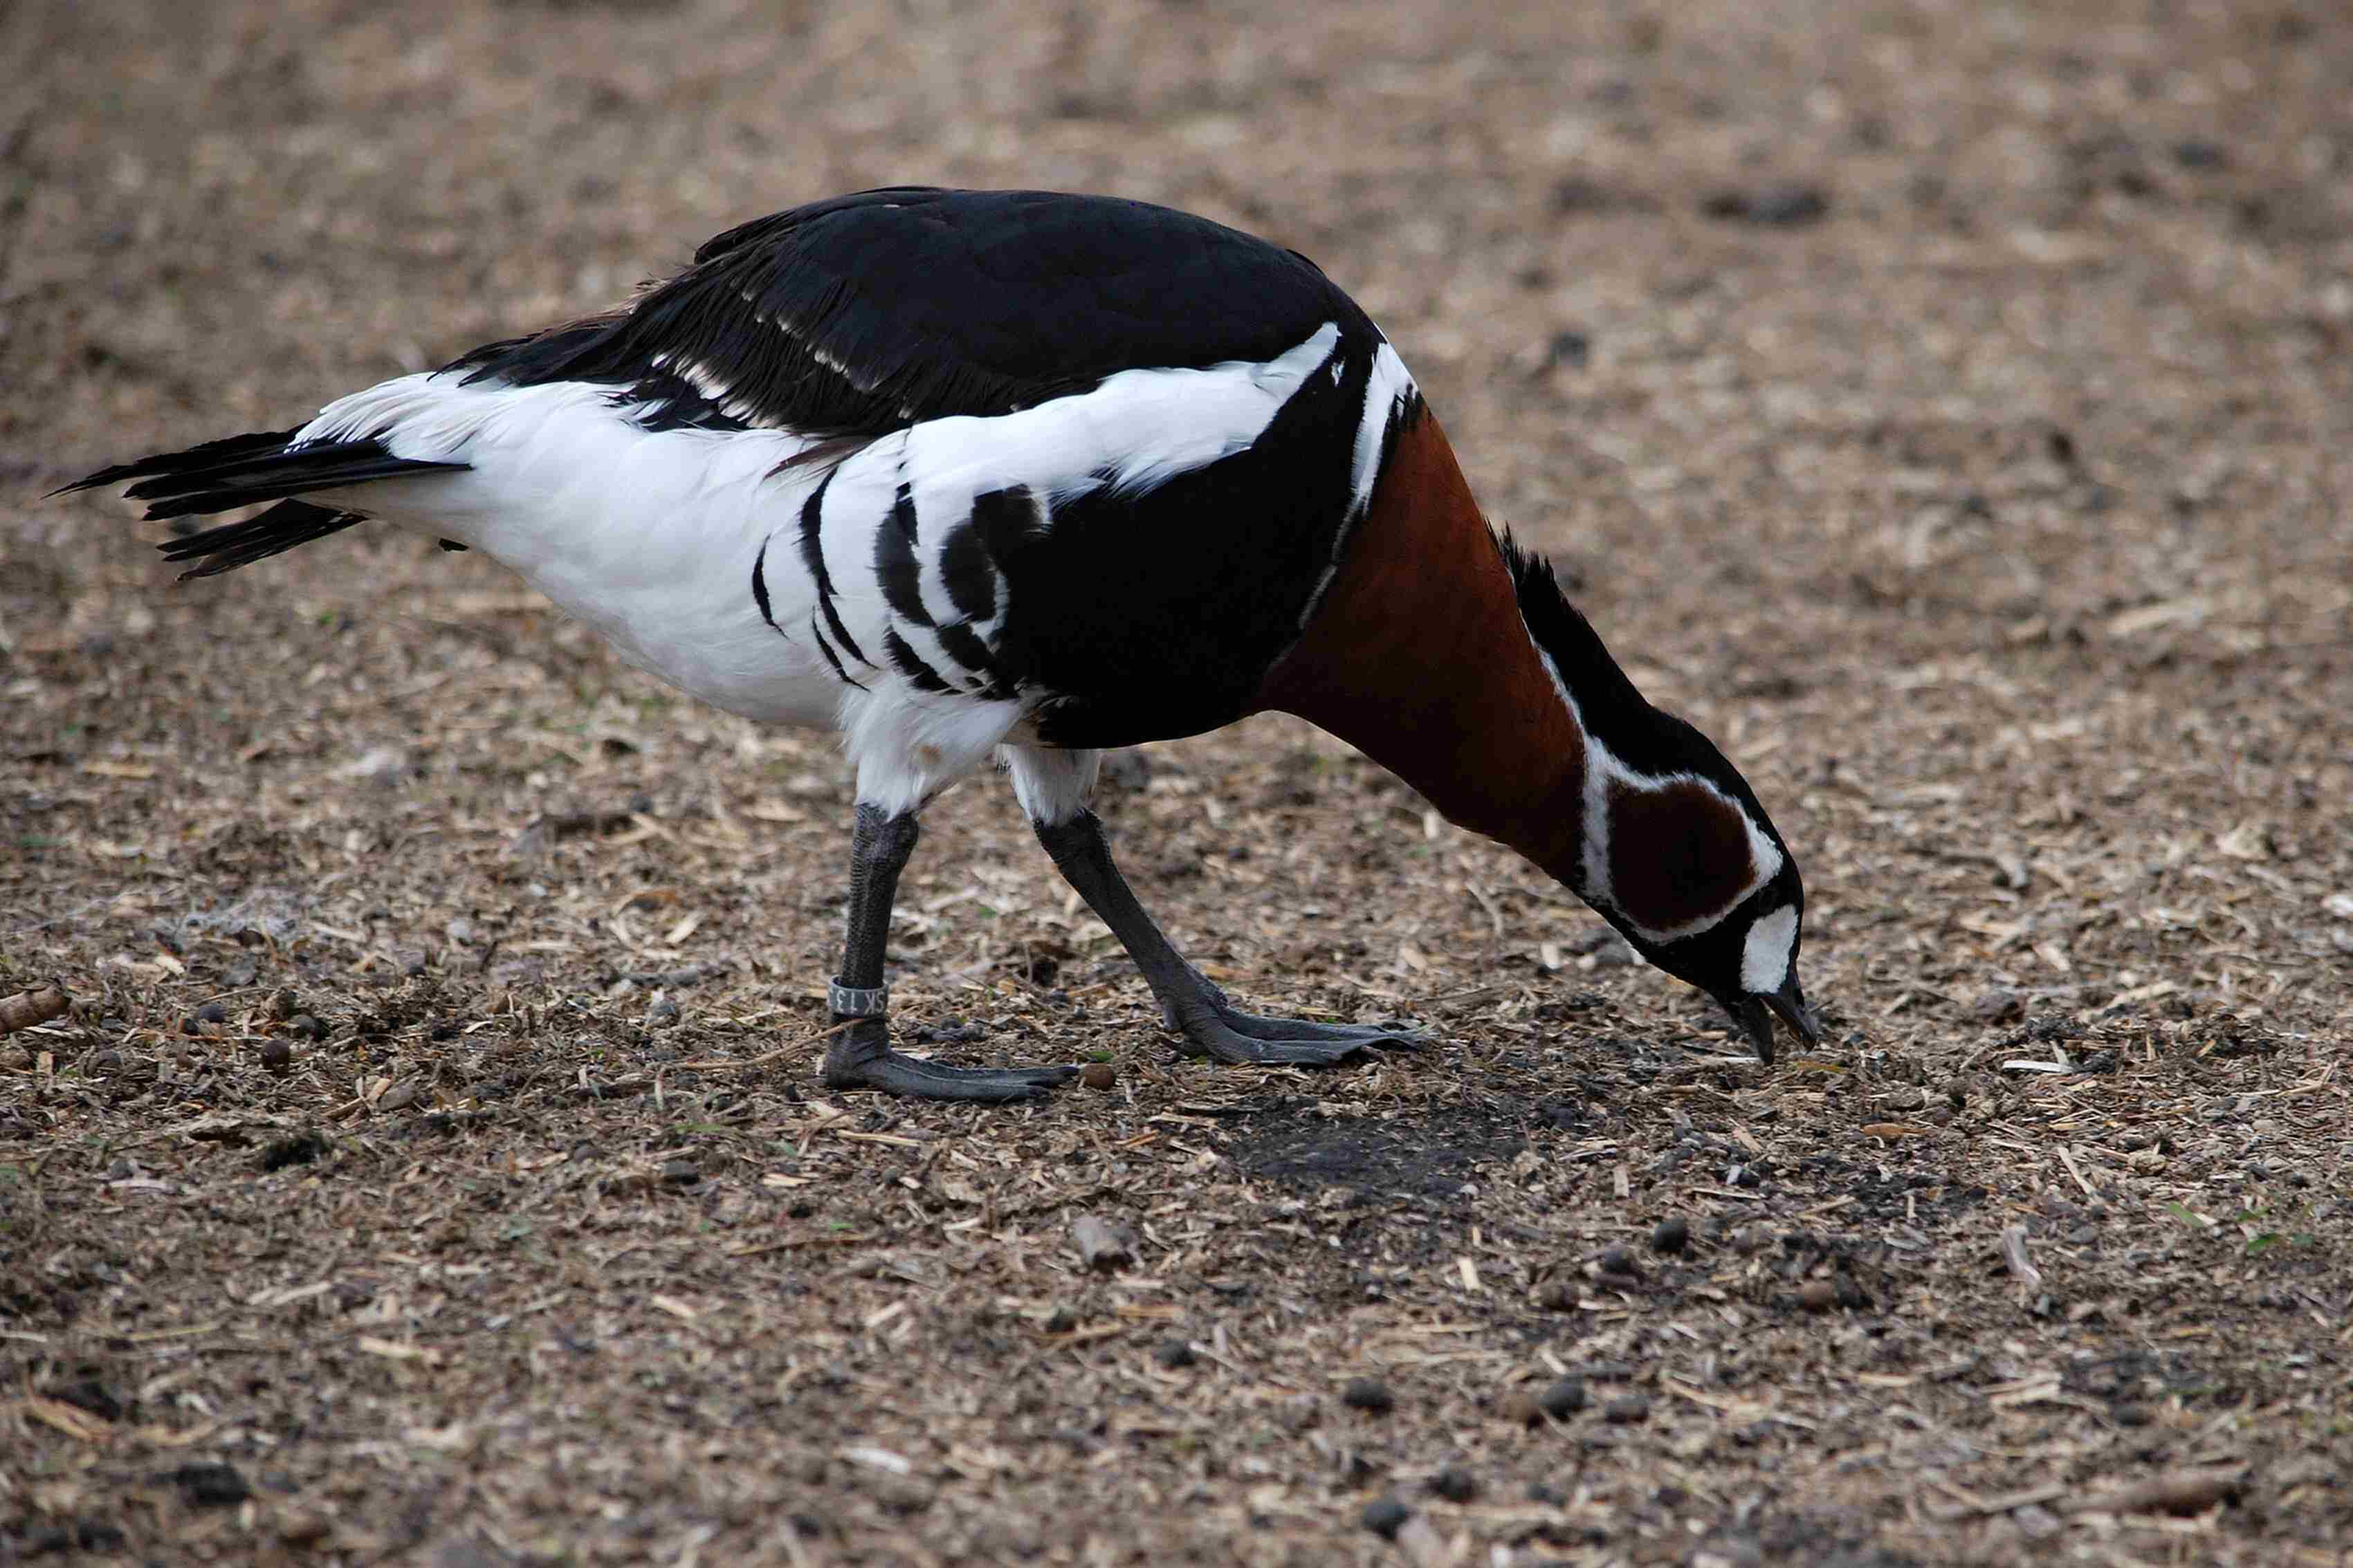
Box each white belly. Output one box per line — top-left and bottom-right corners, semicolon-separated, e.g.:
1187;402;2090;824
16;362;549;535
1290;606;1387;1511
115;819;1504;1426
307;378;846;729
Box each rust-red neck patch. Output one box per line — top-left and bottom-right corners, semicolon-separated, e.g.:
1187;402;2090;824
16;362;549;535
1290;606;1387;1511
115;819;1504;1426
1603;777;1760;936
1258;416;1585;865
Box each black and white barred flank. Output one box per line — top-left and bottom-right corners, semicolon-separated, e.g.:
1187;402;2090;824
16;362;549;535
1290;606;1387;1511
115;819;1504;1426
72;188;1422;815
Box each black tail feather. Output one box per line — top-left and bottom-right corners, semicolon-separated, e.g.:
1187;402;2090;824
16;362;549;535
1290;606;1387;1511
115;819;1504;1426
156;499;369;580
49;428;304;497
59;429;470;578
128;446;466;522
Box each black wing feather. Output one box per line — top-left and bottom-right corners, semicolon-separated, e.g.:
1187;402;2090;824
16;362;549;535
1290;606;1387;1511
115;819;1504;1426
445;187;1371;441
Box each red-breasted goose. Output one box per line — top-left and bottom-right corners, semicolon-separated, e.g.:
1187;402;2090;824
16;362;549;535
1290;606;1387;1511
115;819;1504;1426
63;186;1821;1101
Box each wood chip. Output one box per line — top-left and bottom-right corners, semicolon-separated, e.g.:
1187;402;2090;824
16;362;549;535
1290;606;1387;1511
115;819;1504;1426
839;1446;913;1475
0;985;68;1035
354;1336;441;1363
20;1396;113;1441
2076;1468;2246;1516
2001;1226;2043;1292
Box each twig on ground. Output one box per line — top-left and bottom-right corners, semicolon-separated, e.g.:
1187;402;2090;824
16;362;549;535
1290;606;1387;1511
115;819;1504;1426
0;985;68;1035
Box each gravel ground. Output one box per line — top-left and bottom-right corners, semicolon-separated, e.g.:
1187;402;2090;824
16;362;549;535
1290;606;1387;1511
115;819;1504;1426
4;1;2350;1563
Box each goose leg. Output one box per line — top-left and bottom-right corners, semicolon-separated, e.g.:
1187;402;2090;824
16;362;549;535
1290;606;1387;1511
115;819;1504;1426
819;802;1079;1101
1030;806;1427;1067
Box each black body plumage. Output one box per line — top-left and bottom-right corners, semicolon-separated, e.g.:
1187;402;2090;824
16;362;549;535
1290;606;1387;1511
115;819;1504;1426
446;187;1375;438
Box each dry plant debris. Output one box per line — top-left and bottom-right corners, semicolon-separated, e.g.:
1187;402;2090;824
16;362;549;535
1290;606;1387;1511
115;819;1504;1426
0;985;70;1035
4;0;2351;1563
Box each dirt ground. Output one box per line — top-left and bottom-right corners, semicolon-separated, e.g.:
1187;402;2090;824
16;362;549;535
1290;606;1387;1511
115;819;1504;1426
4;1;2351;1562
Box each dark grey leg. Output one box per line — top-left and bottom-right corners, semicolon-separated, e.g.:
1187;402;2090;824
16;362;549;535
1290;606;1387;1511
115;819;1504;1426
1032;809;1425;1067
820;802;1078;1101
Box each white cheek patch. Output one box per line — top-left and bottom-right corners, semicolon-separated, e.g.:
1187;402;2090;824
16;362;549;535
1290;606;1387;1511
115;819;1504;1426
1741;903;1800;995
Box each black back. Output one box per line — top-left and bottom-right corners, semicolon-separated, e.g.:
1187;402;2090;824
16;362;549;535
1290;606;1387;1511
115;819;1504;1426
448;187;1375;439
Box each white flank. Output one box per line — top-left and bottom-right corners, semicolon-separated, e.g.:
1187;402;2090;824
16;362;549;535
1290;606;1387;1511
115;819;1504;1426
295;376;843;729
1740;903;1800;994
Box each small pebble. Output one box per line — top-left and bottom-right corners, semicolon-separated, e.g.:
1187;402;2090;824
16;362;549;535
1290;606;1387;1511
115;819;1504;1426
1598;1245;1639;1276
1539;1376;1588;1417
290;1014;327;1040
1542;329;1590;371
1603;1394;1650;1424
1071;1212;1137;1270
1359;1497;1412;1540
1651;1217;1690;1255
1427;1466;1478;1503
868;1475;934;1515
1797;1279;1840;1311
277;1511;331;1547
1701;182;1830;225
46;1377;123;1421
660;1157;701;1187
1536;1280;1576;1311
257;1133;328;1172
259;1039;293;1073
1153;1338;1198;1369
169;1461;250;1509
1080;1062;1117;1090
1342;1376;1395;1414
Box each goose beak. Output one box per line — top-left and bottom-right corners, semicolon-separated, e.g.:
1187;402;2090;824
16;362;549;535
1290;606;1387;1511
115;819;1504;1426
1723;974;1820;1064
